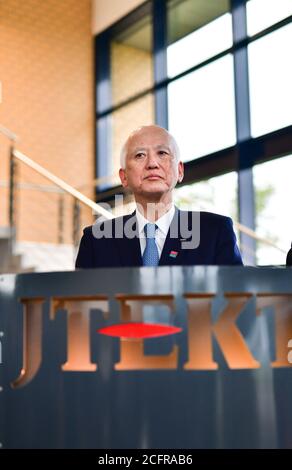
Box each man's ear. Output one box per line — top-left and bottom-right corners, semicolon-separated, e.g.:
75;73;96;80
119;168;128;188
178;161;184;183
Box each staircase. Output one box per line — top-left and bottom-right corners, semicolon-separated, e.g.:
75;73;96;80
0;227;34;274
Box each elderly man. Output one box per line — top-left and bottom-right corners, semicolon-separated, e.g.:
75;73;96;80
75;125;243;268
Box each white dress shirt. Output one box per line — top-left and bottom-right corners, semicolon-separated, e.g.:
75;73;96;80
135;204;175;259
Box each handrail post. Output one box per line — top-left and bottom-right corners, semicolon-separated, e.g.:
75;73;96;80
9;145;17;243
58;193;65;244
73;198;81;248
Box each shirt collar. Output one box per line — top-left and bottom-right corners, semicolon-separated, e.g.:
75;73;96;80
135;204;175;236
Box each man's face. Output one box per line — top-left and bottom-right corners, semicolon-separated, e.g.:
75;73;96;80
119;127;184;200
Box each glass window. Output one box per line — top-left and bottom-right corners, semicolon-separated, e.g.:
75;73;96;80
174;171;238;221
168;55;236;162
247;0;292;37
174;172;241;256
248;24;292;137
167;0;232;77
253;155;292;266
110;14;153;106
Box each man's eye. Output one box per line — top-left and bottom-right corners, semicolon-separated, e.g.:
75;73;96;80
135;153;145;159
158;150;168;157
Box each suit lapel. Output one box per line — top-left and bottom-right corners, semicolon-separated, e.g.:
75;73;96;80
159;208;202;266
159;207;182;266
115;212;142;267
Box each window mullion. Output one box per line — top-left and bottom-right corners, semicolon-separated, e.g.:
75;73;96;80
232;0;256;265
152;0;168;129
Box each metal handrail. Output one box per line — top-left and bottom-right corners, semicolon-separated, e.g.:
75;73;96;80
0;180;65;193
234;222;285;254
12;149;113;220
0;124;19;142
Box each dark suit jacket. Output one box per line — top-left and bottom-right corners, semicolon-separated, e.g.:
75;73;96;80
75;208;243;268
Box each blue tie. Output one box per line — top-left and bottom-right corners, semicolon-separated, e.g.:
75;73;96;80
143;223;159;266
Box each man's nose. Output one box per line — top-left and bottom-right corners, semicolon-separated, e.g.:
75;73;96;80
146;151;159;168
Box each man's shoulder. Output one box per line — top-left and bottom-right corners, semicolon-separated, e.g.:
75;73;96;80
82;212;135;238
179;209;232;224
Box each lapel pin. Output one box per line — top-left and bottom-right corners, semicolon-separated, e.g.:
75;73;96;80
169;250;178;258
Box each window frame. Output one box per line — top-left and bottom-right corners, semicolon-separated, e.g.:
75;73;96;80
94;0;292;263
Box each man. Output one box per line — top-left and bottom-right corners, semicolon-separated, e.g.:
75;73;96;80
75;125;243;268
287;243;292;266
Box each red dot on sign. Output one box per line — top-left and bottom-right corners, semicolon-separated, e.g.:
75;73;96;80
97;322;182;339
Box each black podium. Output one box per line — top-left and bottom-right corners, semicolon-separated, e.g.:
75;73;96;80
0;266;292;448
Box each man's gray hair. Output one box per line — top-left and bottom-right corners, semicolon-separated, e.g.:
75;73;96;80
120;125;180;169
